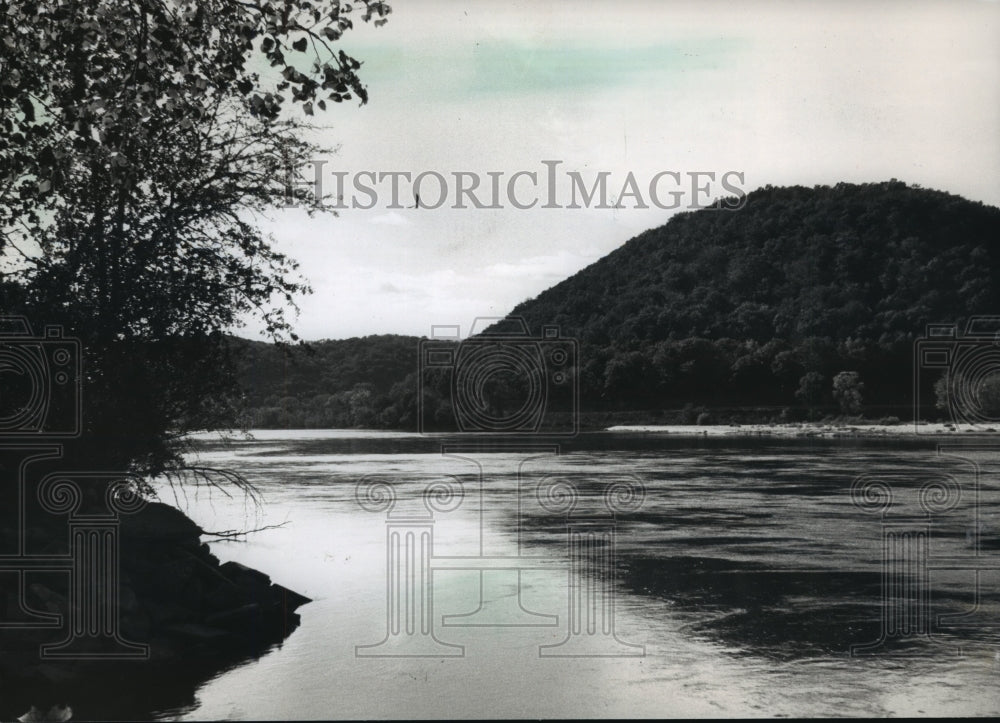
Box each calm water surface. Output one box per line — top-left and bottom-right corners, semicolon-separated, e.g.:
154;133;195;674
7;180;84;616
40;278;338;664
148;430;1000;719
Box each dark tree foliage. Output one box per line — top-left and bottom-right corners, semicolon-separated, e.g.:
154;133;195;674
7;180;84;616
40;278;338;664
230;335;422;429
1;0;391;477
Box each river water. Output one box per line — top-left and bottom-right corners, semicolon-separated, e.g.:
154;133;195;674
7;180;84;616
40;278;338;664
148;430;1000;719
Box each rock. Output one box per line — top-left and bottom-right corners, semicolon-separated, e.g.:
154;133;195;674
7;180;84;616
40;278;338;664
0;650;31;677
146;635;183;663
175;573;206;611
27;584;68;617
218;561;280;609
205;603;264;631
148;558;197;596
144;599;197;626
0;500;313;703
219;561;271;589
33;663;77;684
215;564;310;617
120;501;203;544
270;583;312;612
165;622;234;644
202;578;244;611
199;542;220;565
119;609;152;641
118;584;138;614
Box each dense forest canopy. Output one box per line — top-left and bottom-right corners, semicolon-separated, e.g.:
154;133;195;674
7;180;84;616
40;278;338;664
230;334;420;428
507;181;1000;345
236;182;1000;428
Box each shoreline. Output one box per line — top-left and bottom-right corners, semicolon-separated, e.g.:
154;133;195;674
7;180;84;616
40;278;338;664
1;501;311;719
604;422;1000;438
188;422;1000;441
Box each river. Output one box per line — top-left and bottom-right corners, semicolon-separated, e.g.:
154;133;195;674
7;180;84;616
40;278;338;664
146;430;1000;718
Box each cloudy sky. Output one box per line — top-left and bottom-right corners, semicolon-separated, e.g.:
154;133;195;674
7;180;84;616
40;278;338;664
243;0;1000;341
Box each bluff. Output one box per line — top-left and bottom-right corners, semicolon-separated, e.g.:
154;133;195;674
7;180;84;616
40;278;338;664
499;181;1000;417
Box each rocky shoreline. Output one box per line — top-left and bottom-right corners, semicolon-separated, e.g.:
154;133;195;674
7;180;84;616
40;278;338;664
0;501;310;720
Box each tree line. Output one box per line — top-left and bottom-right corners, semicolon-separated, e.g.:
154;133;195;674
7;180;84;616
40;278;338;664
233;182;1000;429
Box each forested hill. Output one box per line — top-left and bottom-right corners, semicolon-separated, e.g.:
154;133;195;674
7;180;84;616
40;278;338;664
493;181;1000;417
228;335;423;429
233;182;1000;428
506;181;1000;346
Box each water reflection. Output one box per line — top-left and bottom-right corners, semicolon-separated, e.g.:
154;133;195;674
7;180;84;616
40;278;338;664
160;432;1000;717
0;650;282;722
503;437;1000;664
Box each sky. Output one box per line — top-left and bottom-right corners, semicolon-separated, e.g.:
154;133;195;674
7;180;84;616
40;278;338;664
240;0;1000;341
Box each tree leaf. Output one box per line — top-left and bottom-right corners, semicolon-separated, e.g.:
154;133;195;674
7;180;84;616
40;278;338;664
17;96;35;123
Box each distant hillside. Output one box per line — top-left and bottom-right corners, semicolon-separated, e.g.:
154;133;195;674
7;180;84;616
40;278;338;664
493;181;1000;418
506;181;1000;345
233;181;1000;428
228;335;422;429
